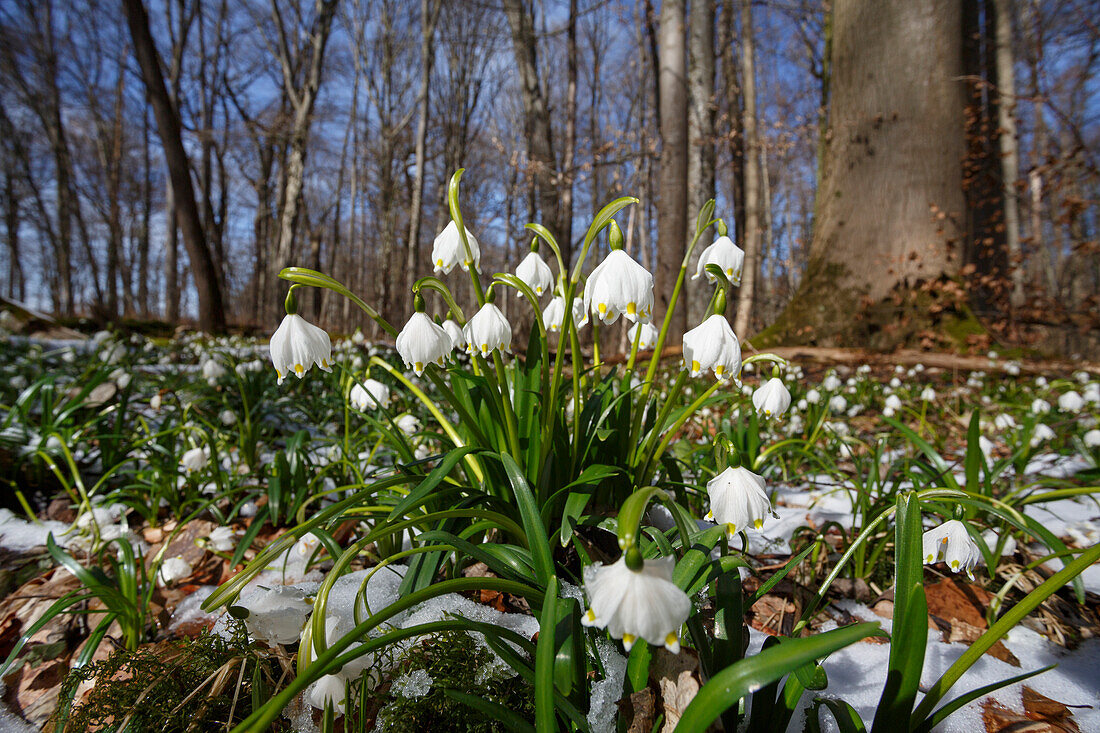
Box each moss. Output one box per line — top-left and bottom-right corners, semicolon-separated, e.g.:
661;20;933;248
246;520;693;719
371;631;535;732
52;622;286;733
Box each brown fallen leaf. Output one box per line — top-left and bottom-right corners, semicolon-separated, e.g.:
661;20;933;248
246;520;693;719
981;693;1082;733
619;687;655;733
947;620;1020;667
926;577;994;629
1022;686;1090;725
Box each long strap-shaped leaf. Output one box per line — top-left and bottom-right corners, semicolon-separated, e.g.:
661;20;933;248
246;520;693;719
500;452;554;587
871;491;927;732
674;622;879;732
910;539;1100;726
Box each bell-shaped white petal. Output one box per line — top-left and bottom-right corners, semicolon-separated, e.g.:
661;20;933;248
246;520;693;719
350;378;390;411
628;321;659;351
682;315;741;381
705;465;776;536
309;674;347;714
692;235;745;286
157;555;192;586
463;303;512;356
752;378;791;418
442;319;466;350
1058;390;1084;412
181;447;207;474
431;220;481;274
922;519;981;579
515;252;554;297
582;556;691;653
583;250;654;325
396;312;453;376
543;295;588;332
270;314;333;385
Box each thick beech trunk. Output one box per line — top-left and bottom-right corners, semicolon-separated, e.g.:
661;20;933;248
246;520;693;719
657;0;689;340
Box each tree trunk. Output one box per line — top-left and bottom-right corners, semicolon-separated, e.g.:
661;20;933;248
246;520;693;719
124;0;226;331
501;0;565;261
657;0;689;339
993;0;1023;309
766;0;967;347
688;0;716;326
719;0;745;245
734;0;760;338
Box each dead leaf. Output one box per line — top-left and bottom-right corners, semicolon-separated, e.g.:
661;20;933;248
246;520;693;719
948;621;1019;666
926;577;994;629
619;687;655;733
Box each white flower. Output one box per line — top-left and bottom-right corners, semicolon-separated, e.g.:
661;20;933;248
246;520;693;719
207;526;238;552
1005;361;1021;376
219;409;237;426
682;315;741;381
920;386;936;402
431;220;480;274
157;555;192;586
805;388;822;405
543;295;588;332
1035;376;1048;388
309;674;347;714
181;447;207;474
1031;398;1051;415
628;321;659;351
705;465;776;535
442;319;466;350
150;393;162;411
692;235;745;286
828;395;847;413
993;414;1017;431
1058;391;1084;413
823;374;842;391
922;519;982;579
463;303;512;356
269;314;332;385
396;312;453;376
515;251;553;296
582;555;691;653
1030;423;1055;447
235;585;313;645
396;414;421;436
752;378;791;418
350;379;390;411
1084;429;1100;448
583;249;654;325
202;358;227;384
883;394;903;417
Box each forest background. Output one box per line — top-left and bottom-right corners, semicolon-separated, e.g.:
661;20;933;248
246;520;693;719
1;0;1097;356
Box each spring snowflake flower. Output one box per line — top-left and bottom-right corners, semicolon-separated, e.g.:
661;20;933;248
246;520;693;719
582;555;691;653
181;447;207;474
920;386;937;402
828;395;847;413
207;526;238;552
993;414;1017;431
396;312;453;376
350;379;390;411
157;555;192;586
692;235;745;286
922;519;982;579
431;220;480;274
628;321;659;351
682;315;741;381
515;251;553;296
543;295;588;332
1058;391;1084;413
1084;429;1100;448
202;358;227;384
1031;398;1051;415
583;249;654;325
1030;423;1055;447
752;378;791;418
883;394;903;417
442;319;465;350
822;374;842;391
310;675;347;714
270;314;333;385
463;303;512;357
805;388;822;405
396;414;421;436
705;465;777;536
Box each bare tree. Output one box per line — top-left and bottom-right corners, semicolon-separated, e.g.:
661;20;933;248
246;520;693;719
657;0;689;339
734;0;760;338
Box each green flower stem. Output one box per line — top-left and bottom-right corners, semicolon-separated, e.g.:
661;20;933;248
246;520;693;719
491;349;523;460
447;169;486;307
495;274;551;393
525;223;567;286
592;321;601;369
371;357;485;484
624;318;644;373
278;267;397;337
638;378;721;486
632;370;688;468
616;486;671;549
413;276;466;323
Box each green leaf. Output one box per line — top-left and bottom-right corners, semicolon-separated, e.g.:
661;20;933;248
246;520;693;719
443;690;536;733
535;575;559;732
964;411;981;494
675;622;879;733
871;491;927;732
813;697;868;733
500;453;554;586
911;664;1054;733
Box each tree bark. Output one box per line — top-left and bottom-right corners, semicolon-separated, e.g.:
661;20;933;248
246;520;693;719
993;0;1023;309
124;0;226;331
688;0;716;241
734;0;760;338
501;0;565;261
657;0;689;339
768;0;967;346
